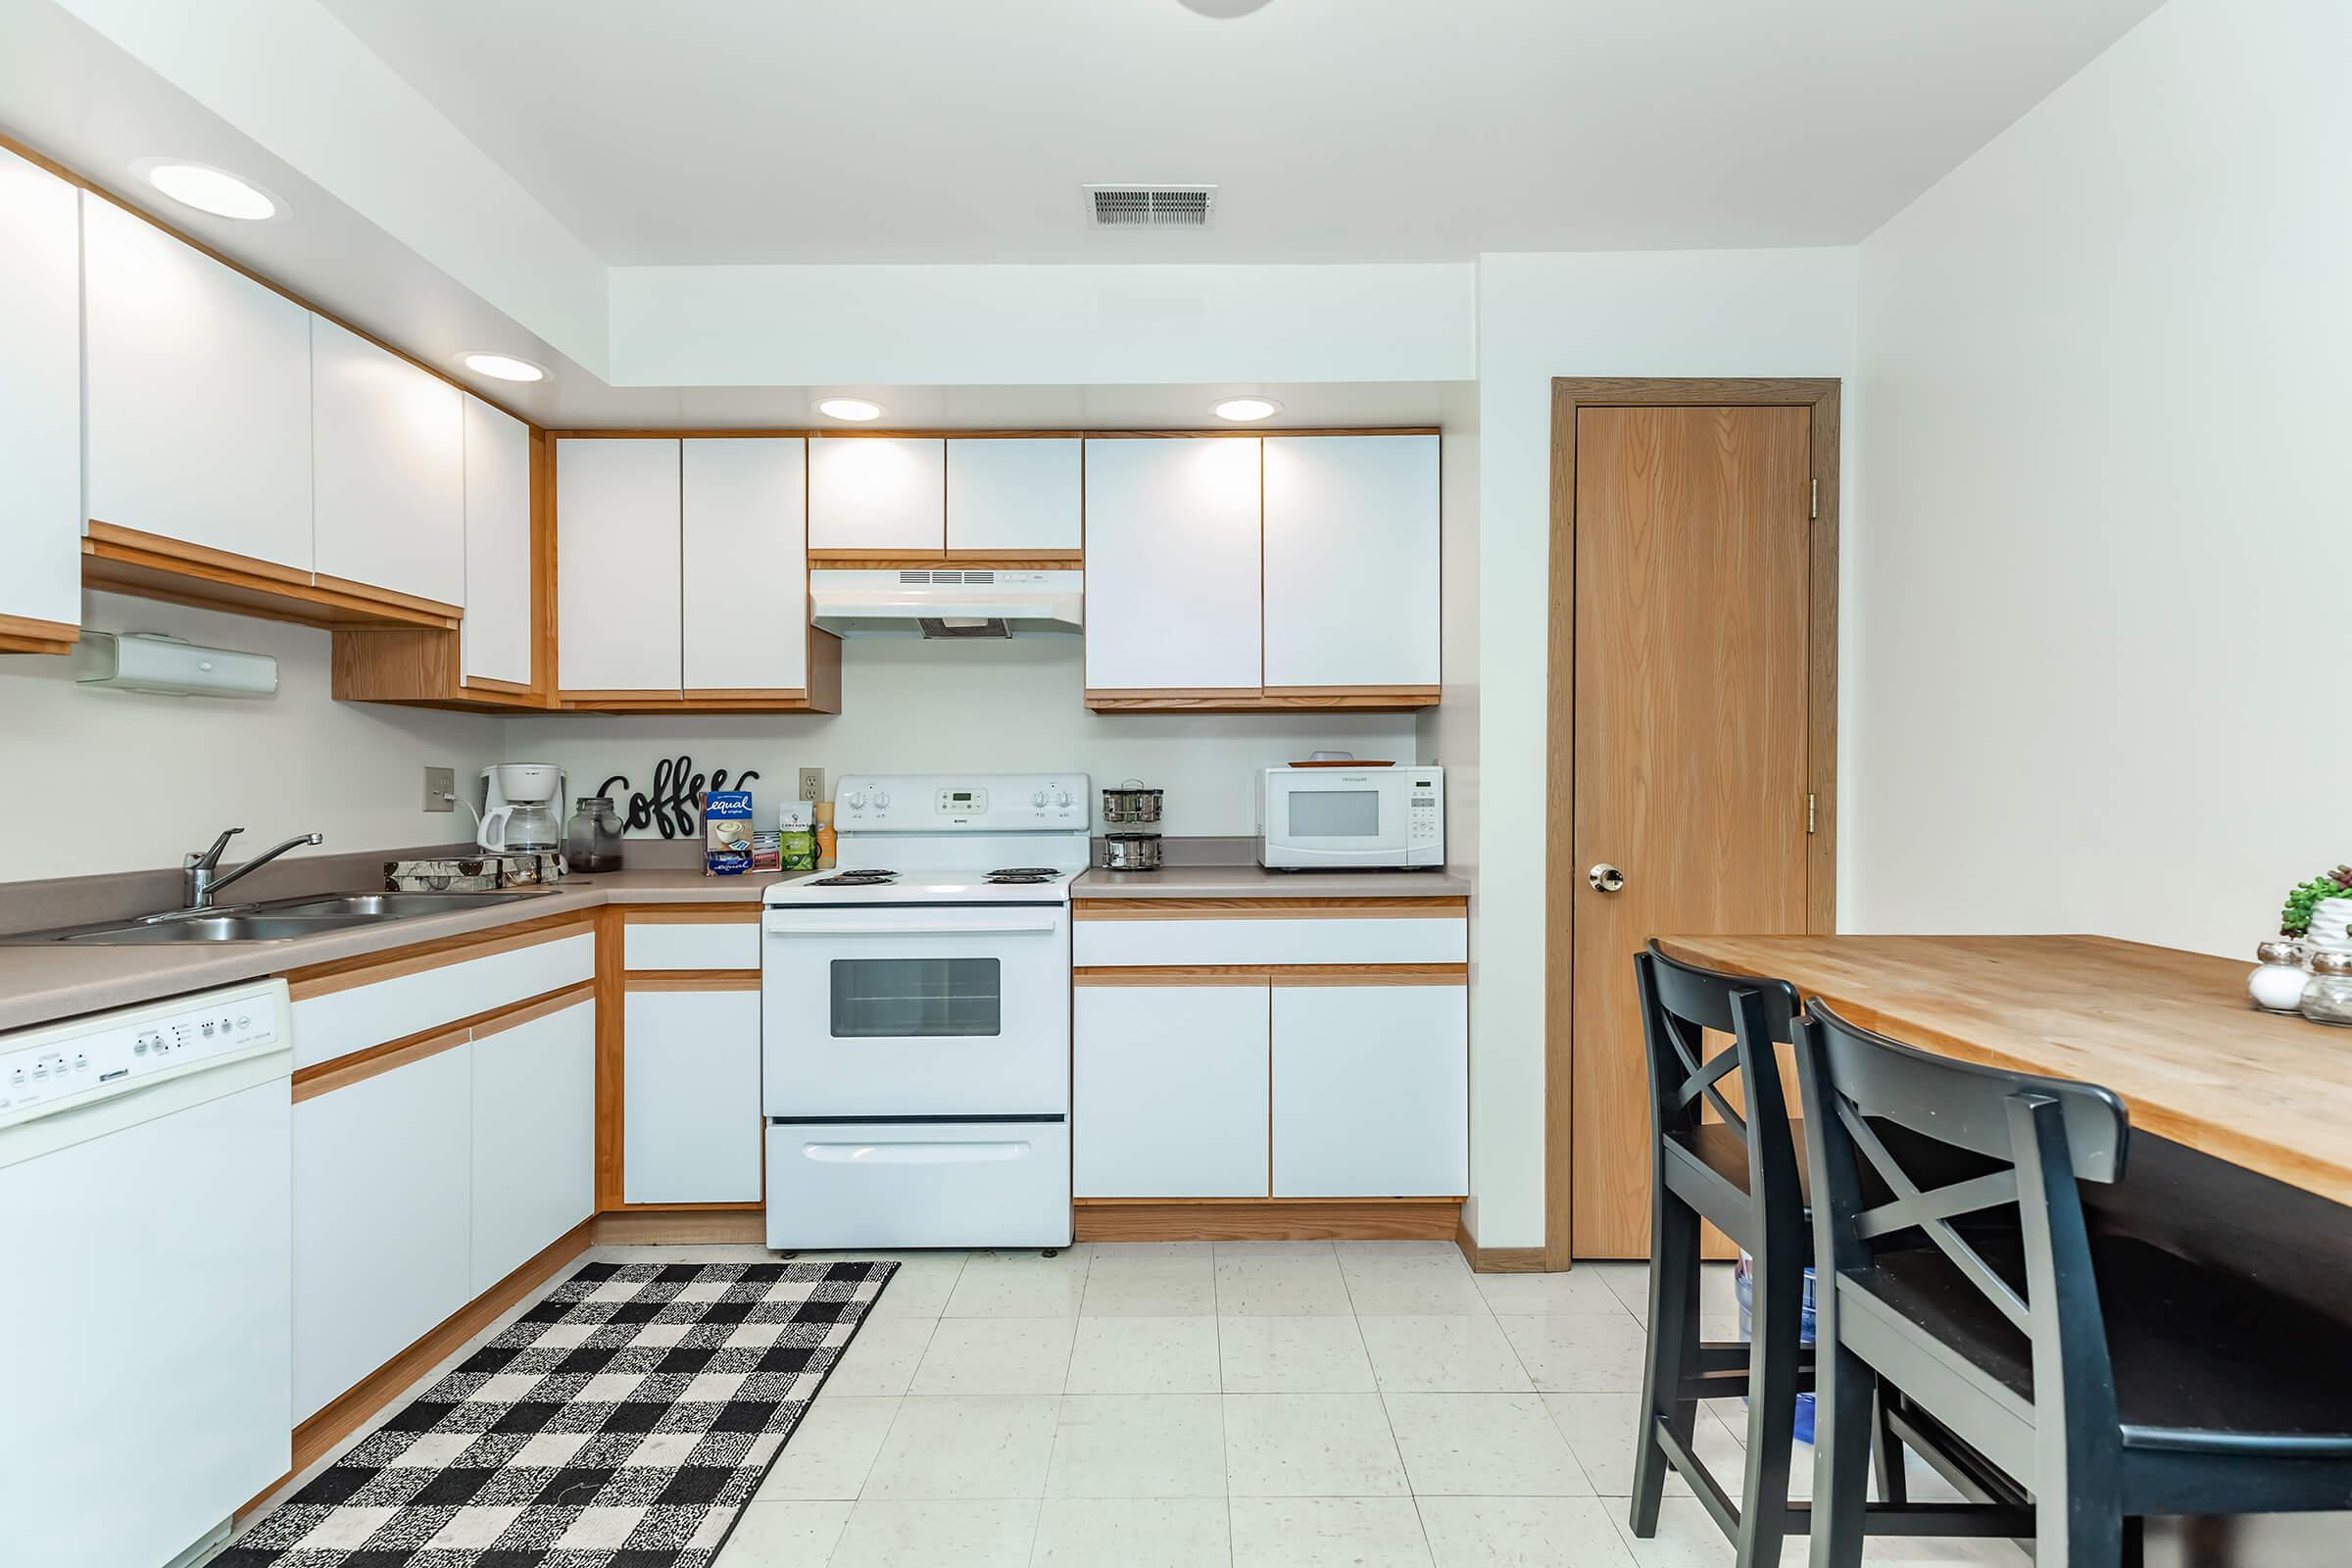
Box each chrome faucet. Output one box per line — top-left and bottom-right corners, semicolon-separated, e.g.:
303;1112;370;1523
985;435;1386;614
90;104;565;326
177;827;325;912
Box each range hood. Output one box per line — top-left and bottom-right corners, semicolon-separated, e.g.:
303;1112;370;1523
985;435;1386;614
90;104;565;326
809;568;1084;639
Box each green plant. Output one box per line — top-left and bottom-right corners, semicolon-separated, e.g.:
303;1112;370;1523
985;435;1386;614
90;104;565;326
2280;865;2352;936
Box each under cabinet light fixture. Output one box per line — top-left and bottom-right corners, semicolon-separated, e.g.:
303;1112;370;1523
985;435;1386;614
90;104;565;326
816;398;886;422
1211;396;1282;422
462;353;548;383
132;159;283;221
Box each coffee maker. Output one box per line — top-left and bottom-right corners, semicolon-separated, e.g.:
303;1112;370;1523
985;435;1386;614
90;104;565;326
479;763;566;858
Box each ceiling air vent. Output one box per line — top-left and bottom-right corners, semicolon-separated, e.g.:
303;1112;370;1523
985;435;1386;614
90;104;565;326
1086;184;1217;229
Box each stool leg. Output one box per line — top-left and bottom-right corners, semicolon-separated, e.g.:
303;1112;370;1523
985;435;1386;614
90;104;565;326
1871;1385;1907;1504
1740;1245;1801;1566
1630;1191;1702;1537
1808;1337;1873;1568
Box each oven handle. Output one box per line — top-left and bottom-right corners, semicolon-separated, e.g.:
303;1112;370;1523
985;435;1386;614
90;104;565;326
798;1140;1033;1165
762;912;1061;937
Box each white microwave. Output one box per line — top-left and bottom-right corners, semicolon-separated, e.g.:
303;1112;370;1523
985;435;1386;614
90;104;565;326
1257;765;1445;870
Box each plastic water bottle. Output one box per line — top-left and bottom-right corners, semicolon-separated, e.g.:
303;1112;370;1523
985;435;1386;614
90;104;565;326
1734;1253;1817;1444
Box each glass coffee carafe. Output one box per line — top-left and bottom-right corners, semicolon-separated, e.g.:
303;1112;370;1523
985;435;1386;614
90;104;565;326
565;796;625;873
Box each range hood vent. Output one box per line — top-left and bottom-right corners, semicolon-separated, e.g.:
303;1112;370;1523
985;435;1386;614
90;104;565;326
810;568;1082;639
1086;184;1217;228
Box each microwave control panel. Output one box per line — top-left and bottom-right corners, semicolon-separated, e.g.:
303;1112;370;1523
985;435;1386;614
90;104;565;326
1407;771;1444;852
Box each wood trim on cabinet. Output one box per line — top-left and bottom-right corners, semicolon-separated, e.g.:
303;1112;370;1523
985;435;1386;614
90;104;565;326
331;628;547;711
1072;897;1466;918
593;908;626;1211
85;519;311;587
1543;375;1842;1270
620;970;763;992
808;548;950;565
1074;963;1466;986
310;572;462;621
613;905;763;924
1082;427;1442;439
0;612;76;655
1073;1198;1462;1243
593;1207;767;1245
466;981;597;1041
281;910;591;1000
83;522;462;631
1085;687;1439;712
289;980;596;1090
290;1025;469;1102
247;1216;596;1518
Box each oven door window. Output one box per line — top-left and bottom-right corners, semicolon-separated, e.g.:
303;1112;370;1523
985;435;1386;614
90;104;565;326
1289;789;1382;838
830;956;1003;1039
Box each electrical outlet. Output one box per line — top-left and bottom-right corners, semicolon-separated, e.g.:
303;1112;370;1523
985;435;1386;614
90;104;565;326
422;765;456;811
798;767;825;803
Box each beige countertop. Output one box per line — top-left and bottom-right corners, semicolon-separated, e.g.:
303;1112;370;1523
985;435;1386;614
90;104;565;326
1075;865;1471;899
0;868;780;1034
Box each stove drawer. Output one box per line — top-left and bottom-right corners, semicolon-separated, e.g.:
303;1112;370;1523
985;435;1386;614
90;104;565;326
764;1118;1071;1250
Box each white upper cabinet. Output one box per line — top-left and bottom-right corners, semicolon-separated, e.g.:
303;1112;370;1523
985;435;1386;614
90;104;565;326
0;151;81;635
557;439;682;692
461;396;534;688
311;317;466;607
808;436;945;552
683;438;808;691
83;198;313;573
1083;437;1262;691
1262;434;1441;689
947;437;1082;555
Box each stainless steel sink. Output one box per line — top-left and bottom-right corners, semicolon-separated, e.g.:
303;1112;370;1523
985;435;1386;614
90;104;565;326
1;889;551;945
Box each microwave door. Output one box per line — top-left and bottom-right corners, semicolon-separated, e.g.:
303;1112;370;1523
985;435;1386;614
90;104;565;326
1278;786;1402;863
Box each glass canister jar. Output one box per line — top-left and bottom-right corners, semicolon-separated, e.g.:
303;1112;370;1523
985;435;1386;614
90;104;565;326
565;796;625;873
2299;949;2352;1026
2249;938;2310;1013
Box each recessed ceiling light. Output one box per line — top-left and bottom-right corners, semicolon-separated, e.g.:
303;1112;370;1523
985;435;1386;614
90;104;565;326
462;352;548;383
816;398;886;422
133;159;282;221
1211;396;1282;422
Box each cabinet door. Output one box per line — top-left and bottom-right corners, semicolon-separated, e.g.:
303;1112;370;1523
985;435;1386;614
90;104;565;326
461;395;534;688
947;438;1081;555
808;436;945;552
557;438;681;693
683;437;808;690
1271;983;1467;1198
470;998;595;1294
83;198;313;572
312;317;466;607
1075;983;1268;1198
0;151;81;636
1262;435;1440;689
292;1043;472;1421
623;988;762;1202
1082;437;1261;691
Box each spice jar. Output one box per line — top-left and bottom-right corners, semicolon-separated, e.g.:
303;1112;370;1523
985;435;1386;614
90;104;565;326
2299;950;2352;1026
2249;939;2309;1013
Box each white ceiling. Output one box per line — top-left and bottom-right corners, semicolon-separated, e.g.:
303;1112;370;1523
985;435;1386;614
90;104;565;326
321;0;2161;265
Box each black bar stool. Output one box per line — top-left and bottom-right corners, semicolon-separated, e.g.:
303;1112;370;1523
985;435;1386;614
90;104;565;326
1631;945;2025;1567
1794;1000;2352;1568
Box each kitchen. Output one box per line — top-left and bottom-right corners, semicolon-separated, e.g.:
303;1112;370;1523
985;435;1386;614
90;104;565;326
2;1;2347;1566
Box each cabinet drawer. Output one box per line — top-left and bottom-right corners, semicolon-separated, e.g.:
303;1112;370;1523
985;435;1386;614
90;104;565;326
291;928;594;1069
623;917;761;971
1074;914;1465;968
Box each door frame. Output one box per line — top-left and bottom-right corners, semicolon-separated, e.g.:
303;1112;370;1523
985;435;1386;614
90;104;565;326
1543;376;1841;1269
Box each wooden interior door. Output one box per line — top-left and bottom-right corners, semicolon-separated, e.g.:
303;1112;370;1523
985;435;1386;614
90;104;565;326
1567;404;1814;1259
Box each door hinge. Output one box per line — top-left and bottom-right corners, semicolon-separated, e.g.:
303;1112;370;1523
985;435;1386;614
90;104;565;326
1807;793;1817;834
1809;479;1819;520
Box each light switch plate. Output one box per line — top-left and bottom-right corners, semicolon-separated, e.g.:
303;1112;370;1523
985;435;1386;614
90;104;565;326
798;767;825;803
423;765;456;811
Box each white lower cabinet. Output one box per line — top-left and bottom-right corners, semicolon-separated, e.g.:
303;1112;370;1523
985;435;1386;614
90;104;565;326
1271;983;1469;1198
469;999;595;1294
1074;984;1269;1198
292;1043;473;1421
624;988;763;1202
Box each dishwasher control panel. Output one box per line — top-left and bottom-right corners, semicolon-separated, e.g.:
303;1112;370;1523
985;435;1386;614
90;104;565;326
0;978;289;1126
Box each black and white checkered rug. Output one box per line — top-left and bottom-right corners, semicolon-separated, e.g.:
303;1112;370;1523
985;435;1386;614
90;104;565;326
220;1257;898;1567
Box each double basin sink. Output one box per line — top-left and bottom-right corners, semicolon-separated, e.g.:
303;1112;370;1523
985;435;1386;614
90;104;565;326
2;891;550;946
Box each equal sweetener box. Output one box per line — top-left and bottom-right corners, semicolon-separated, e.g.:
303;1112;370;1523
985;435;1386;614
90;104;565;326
705;790;755;876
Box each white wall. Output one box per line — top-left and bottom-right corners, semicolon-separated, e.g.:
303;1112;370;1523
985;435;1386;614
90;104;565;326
1850;0;2350;958
1467;247;1861;1249
503;635;1419;838
0;591;502;880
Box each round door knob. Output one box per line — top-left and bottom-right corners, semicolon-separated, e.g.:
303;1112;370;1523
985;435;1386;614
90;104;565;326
1588;863;1626;893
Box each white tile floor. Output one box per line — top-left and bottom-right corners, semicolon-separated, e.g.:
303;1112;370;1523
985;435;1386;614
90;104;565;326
682;1241;2034;1567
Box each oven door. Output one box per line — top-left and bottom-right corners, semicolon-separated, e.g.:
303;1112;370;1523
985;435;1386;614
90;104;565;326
1263;775;1409;867
760;905;1070;1118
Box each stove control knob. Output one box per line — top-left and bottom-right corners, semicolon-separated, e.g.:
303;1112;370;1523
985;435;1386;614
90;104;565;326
845;791;867;809
1054;789;1073;808
874;790;892;808
1031;790;1048;808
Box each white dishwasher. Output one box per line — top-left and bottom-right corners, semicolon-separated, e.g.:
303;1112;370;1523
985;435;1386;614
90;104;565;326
0;978;294;1568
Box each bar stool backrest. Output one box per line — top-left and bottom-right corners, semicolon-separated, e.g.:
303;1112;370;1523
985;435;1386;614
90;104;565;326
1636;942;1803;1205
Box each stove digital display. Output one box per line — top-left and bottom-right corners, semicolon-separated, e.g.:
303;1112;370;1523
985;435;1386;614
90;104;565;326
935;787;989;814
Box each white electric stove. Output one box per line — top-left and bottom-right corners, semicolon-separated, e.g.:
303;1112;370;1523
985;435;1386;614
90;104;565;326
760;773;1089;1250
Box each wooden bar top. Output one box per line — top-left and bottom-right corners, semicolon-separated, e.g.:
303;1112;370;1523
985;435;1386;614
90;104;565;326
1652;934;2352;1208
